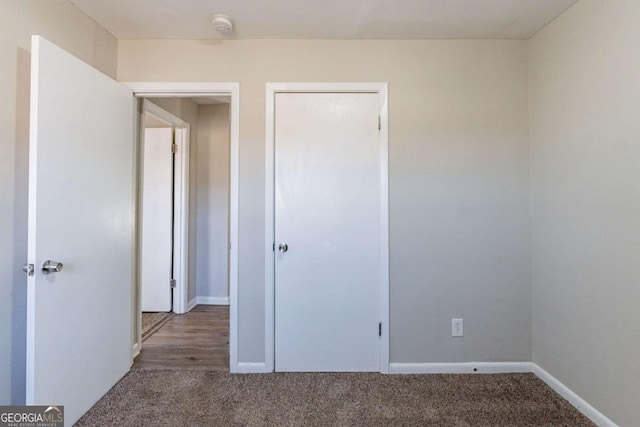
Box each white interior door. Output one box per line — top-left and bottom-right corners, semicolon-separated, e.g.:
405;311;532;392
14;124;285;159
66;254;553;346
141;128;173;312
26;36;134;426
274;92;381;371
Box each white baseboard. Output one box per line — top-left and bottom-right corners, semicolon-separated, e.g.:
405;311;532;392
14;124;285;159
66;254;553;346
186;297;198;312
195;296;229;306
235;362;270;373
389;362;534;374
532;364;617;427
132;343;140;359
186;296;229;310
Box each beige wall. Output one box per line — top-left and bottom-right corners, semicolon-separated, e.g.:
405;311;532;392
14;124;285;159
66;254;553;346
4;2;635;423
0;0;118;404
119;39;532;364
196;104;230;300
528;1;640;425
144;113;171;128
147;98;200;302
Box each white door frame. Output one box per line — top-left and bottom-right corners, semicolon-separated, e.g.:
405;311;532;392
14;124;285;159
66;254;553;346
141;100;190;316
264;83;390;373
124;82;240;372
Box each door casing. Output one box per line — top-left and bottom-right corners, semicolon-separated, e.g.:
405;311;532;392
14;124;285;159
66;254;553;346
124;82;240;372
264;83;390;374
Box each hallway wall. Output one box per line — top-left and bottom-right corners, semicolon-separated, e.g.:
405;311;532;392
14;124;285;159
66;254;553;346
196;104;231;301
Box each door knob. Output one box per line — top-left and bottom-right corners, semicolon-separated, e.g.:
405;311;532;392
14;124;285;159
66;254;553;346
278;243;289;253
41;260;63;274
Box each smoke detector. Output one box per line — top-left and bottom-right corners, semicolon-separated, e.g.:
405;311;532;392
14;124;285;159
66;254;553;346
211;14;233;33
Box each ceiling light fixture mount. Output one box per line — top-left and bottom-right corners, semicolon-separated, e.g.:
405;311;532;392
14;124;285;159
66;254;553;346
211;14;233;33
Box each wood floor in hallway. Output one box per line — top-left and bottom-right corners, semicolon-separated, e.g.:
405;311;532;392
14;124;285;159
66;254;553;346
133;305;229;370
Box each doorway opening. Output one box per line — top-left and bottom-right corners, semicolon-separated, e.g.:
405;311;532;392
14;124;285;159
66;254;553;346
126;83;240;372
138;100;188;340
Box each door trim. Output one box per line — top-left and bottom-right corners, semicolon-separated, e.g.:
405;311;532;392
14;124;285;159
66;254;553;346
264;83;389;373
123;82;241;373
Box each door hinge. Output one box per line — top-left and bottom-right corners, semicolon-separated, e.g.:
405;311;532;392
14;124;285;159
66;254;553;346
378;322;382;337
273;242;275;252
171;144;177;154
170;279;177;288
378;116;381;130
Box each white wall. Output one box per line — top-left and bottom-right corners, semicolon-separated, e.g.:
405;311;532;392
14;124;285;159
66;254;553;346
118;39;532;364
196;104;230;300
528;1;640;425
0;0;118;404
146;98;200;301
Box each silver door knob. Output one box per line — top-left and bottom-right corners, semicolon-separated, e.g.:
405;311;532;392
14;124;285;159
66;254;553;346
42;260;63;274
278;243;288;253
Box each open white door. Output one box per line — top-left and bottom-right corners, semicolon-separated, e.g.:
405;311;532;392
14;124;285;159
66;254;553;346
141;128;173;312
26;36;134;425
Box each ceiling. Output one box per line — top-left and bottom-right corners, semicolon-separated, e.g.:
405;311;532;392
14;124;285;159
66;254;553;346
69;0;579;40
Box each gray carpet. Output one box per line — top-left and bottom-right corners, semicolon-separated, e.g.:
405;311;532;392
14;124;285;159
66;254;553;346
75;370;594;426
141;312;172;341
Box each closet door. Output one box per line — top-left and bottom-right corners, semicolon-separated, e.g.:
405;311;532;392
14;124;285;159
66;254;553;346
274;92;381;372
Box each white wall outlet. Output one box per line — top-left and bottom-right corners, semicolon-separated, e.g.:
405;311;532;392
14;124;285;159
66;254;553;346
452;318;463;337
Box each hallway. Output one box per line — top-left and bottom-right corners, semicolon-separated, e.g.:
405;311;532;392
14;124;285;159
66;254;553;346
133;305;229;370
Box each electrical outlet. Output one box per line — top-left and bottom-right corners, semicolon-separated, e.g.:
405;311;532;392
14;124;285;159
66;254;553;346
452;318;463;337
